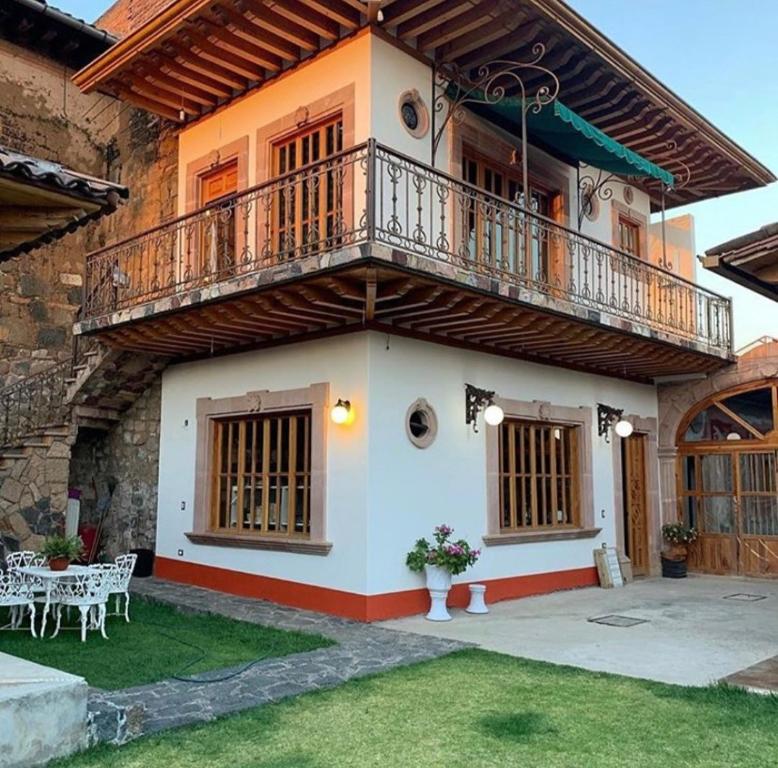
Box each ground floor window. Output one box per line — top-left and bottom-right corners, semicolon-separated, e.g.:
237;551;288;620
211;411;311;537
499;420;580;531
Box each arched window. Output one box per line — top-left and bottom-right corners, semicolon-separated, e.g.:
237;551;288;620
676;380;778;576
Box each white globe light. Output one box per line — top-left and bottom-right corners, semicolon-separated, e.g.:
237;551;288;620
614;419;633;438
484;403;504;426
726;431;742;441
330;399;351;425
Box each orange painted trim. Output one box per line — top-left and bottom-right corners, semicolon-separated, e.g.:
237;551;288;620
155;556;598;622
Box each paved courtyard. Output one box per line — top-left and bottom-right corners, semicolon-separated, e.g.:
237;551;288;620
382;575;778;687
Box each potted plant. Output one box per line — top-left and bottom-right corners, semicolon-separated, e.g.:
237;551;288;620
39;534;84;571
406;524;480;621
660;522;698;579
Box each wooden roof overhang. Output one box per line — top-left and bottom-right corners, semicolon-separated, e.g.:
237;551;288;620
74;0;774;209
78;257;732;384
703;222;778;302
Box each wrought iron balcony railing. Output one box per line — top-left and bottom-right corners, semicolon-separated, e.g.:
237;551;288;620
82;140;732;355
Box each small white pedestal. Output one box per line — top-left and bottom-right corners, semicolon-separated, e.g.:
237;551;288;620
465;584;488;614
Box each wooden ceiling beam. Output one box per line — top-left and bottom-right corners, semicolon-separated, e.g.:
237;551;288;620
163;39;249;90
214;5;301;61
182;26;266;82
111;83;183;122
399;0;476;44
152;52;235;98
257;0;340;41
197;16;282;72
238;0;321;51
134;64;218;107
295;0;361;29
120;71;201;115
383;0;448;30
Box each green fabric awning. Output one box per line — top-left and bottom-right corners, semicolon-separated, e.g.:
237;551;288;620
465;94;674;186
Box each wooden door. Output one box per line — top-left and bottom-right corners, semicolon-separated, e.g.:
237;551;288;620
198;160;238;279
622;434;649;575
272;116;344;259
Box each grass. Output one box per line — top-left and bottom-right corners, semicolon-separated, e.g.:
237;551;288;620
52;649;778;768
0;597;331;690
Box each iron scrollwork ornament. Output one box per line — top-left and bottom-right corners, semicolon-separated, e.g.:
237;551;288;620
432;44;561;207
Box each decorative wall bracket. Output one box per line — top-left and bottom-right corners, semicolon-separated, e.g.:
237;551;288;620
465;383;498;433
432;44;560;209
577;165;640;230
597;403;633;443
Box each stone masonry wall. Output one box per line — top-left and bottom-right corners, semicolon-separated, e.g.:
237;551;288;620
69;379;161;558
0;435;72;551
0;37;178;388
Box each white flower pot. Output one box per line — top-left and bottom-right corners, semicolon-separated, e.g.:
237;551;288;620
425;565;452;621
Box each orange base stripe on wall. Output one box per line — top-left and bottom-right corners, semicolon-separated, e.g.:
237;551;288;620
155;557;599;622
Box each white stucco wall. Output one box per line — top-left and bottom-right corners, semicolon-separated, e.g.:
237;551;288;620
156;331;658;598
156;334;371;593
363;333;657;595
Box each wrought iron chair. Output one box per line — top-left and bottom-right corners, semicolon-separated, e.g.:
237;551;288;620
0;572;37;637
91;553;137;622
49;570;112;642
5;550;46;626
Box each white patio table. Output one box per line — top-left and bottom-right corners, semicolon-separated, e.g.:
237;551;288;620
16;564;97;638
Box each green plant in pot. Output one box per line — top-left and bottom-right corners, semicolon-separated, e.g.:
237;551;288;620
660;522;697;579
39;534;83;571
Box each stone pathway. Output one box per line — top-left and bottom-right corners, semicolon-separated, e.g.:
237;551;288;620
88;578;466;745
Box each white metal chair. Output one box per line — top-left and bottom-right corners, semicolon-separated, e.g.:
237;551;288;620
5;551;44;569
0;572;36;637
49;571;112;642
94;554;137;622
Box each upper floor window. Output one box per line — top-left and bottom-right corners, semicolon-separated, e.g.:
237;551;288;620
618;215;641;258
499;420;581;532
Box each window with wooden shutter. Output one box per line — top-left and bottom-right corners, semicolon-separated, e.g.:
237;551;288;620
211;411;312;538
618;215;641;258
499;420;581;531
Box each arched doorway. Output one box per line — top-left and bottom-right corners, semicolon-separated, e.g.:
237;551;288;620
677;379;778;576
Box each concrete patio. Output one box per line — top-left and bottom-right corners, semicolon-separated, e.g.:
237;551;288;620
382;575;778;688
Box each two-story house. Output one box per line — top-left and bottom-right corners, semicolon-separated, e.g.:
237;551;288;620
57;0;775;618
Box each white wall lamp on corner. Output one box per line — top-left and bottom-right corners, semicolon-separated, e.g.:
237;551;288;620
330;398;353;425
465;383;504;433
597;403;634;443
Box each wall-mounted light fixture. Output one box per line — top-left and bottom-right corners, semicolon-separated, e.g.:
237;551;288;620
597;403;634;442
465;384;504;433
330;398;352;425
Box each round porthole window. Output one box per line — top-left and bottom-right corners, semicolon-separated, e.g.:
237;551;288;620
405;398;438;449
398;90;430;139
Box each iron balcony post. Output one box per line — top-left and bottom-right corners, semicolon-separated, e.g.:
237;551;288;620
366;139;377;243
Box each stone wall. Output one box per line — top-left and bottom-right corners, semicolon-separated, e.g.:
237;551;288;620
69;379;161;558
0;433;73;551
0;36;178;388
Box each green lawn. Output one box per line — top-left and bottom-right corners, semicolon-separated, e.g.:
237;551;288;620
0;597;331;689
53;649;778;768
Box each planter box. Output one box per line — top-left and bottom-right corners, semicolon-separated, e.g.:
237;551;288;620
661;556;687;579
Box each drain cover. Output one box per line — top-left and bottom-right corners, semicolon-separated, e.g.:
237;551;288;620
723;593;768;602
587;614;648;627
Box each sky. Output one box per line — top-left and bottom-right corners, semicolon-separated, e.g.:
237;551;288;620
55;0;778;348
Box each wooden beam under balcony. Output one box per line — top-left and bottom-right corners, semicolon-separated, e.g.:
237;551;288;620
78;259;731;383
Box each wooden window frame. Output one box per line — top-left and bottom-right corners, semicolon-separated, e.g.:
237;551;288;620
485;398;598;546
610;200;648;261
618;215;642;259
188;383;331;555
497;419;581;532
270;114;345;259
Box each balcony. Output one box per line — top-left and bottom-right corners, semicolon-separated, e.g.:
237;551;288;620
76;141;733;382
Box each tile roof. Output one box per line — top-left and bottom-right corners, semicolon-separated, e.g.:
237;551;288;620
0;144;129;259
